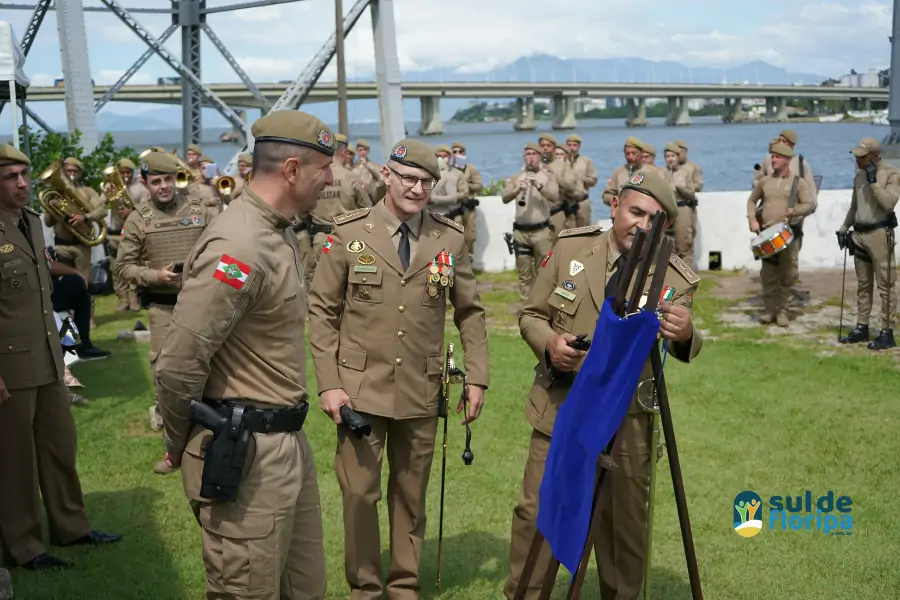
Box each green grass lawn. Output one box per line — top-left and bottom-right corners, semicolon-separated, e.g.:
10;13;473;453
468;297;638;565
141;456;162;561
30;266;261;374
9;271;898;599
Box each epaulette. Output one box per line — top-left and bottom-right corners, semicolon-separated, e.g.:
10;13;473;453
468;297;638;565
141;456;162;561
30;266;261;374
333;207;370;226
23;205;39;216
669;254;700;285
557;224;604;238
138;203;154;224
429;211;464;233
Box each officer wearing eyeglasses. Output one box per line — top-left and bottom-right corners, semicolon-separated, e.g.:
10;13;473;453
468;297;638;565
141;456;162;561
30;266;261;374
307;139;489;600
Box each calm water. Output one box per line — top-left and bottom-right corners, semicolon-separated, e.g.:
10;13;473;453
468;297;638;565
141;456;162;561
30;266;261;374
39;116;898;220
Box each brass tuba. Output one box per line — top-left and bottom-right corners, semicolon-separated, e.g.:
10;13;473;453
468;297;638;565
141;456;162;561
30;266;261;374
38;161;108;247
102;165;136;211
217;175;235;198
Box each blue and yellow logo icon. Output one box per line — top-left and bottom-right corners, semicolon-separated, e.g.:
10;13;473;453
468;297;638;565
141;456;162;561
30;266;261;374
734;491;763;538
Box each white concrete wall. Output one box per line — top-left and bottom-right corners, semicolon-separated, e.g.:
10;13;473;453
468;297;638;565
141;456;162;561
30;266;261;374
470;190;889;273
40;189;888;274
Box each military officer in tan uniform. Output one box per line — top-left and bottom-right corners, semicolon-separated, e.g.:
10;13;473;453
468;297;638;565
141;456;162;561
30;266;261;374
42;156;107;280
184;143;203;179
222;152;253;205
505;168;703;600
450;142;484;256
116;152;217;474
538;134;577;238
296;134;371;289
430;145;468;216
102;157;148;311
553;143;587;232
155;111;333;600
837;137;900;350
664;142;698;265
308;139;489;600
602;137;645;206
355;139;387;202
674;140;703;192
641;143;657;167
503;142;560;300
0;144;121;571
566;134;598;228
746;142;815;327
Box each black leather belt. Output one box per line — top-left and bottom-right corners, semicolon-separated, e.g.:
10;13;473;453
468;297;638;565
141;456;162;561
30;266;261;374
202;398;309;434
147;293;178;306
677;200;697;208
855;219;893;233
513;220;550;232
54;236;80;247
109;229;122;236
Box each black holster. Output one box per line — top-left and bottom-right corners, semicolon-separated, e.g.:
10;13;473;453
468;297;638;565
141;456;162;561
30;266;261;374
503;232;515;255
136;286;150;310
189;399;309;503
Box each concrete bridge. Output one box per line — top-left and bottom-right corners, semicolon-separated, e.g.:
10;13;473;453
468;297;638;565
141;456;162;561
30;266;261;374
27;81;889;134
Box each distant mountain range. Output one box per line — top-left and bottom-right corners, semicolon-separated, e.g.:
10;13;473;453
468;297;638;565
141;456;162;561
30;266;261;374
45;55;833;131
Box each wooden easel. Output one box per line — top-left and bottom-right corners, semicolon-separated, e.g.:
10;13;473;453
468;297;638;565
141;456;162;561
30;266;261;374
513;213;704;600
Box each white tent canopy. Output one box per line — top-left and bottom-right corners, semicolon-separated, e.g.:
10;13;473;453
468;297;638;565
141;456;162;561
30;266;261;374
0;21;29;88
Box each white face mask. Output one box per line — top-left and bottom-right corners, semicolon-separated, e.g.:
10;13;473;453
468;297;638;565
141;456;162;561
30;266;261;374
437;156;449;170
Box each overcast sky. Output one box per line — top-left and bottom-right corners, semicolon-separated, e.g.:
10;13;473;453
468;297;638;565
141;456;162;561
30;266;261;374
6;0;893;88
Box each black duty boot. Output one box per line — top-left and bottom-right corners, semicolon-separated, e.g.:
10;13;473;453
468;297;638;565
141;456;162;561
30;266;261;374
839;324;869;344
867;329;896;351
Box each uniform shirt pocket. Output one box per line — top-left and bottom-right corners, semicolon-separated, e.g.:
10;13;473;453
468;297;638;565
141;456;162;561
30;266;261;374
545;290;583;333
347;269;383;304
0;263;36;295
337;345;367;398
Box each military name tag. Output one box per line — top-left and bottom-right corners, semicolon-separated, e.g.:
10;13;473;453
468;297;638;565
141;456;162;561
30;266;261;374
1;258;22;267
554;286;576;301
353;265;377;273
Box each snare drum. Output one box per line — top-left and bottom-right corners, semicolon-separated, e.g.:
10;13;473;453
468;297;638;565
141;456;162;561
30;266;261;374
751;223;794;260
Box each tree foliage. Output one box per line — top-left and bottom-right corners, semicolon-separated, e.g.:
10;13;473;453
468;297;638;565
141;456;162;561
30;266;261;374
17;126;141;195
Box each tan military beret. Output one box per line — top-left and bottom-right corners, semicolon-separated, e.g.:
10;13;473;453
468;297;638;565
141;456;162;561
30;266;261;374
566;134;582;143
779;129;798;145
348;144;356;153
618;169;678;222
63;156;83;170
624;136;643;150
451;141;466;151
0;143;30;167
525;141;543;154
117;158;136;170
187;144;202;154
388;139;440;180
251;110;335;157
140;151;179;175
642;143;656;156
770;142;794;158
436;144;451;155
538;133;558;145
334;133;348;144
199;155;214;163
664;142;680;155
675;140;688;150
356;139;371;149
237;152;252;164
850;137;880;157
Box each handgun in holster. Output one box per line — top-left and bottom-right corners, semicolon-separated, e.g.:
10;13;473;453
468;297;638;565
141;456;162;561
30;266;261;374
503;232;515;255
135;286;151;310
189;401;252;503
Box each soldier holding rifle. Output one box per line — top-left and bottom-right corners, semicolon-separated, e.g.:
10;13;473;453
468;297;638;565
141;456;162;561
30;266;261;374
504;169;703;600
308;139;489;600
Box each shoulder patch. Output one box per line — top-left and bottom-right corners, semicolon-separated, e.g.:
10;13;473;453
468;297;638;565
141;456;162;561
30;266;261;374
333;207;370;226
138;204;154;224
558;224;604;239
429;211;464;233
669;254;700;285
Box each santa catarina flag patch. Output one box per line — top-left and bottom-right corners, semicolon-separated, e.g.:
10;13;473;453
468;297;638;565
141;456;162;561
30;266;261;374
214;254;251;289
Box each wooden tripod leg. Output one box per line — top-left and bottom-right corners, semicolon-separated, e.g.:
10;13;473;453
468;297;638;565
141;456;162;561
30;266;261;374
566;435;624;599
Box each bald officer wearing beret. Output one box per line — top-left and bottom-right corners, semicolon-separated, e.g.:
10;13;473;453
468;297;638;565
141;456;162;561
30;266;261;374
0;144;121;571
746;142;815;327
102;157;149;311
308;139;489;600
505;168;703;600
837;137;900;350
565;134;598;228
155;111;335;599
42;156;108;280
602;137;645;206
115;151;218;474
